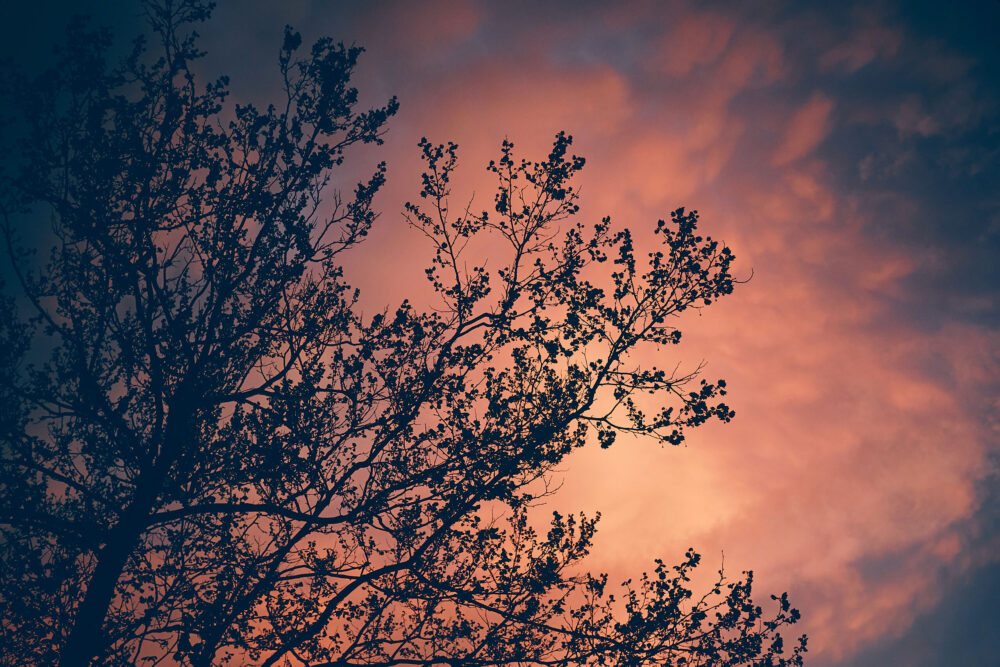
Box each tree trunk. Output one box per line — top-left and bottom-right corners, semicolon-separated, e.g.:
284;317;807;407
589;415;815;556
58;503;149;667
60;402;190;666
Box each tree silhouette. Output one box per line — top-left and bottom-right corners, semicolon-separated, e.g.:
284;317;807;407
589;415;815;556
0;2;806;665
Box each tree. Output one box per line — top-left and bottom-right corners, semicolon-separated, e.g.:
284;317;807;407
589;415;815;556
0;2;806;665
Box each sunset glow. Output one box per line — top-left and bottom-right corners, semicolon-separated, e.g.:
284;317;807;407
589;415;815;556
3;1;998;664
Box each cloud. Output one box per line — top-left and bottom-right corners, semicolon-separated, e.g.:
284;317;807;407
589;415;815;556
819;17;903;73
772;94;835;166
893;96;941;137
223;1;999;662
655;11;734;77
355;0;485;53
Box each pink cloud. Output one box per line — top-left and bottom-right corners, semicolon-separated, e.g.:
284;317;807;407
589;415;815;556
545;151;993;657
655;11;734;77
713;27;786;97
772;94;835;166
820;18;903;73
305;2;997;661
357;0;485;53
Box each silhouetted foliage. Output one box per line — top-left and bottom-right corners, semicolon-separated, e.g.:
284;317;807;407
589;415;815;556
0;2;806;665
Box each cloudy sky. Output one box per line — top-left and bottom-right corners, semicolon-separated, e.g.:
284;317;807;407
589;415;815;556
6;1;999;664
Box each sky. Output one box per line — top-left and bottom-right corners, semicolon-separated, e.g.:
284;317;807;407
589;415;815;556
4;0;999;664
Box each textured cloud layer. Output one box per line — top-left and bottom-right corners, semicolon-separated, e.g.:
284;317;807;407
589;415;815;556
188;1;1000;661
